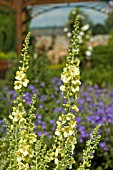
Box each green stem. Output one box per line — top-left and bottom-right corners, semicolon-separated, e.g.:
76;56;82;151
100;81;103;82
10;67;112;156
14;124;18;168
36;156;38;170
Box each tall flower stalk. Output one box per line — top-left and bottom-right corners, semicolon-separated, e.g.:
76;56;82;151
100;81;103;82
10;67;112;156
4;33;37;170
53;16;81;169
0;17;101;170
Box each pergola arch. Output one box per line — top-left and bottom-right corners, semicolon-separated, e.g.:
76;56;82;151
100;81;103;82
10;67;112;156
30;2;108;20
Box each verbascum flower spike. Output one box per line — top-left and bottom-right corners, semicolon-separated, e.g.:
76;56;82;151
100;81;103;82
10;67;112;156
60;16;81;113
5;33;37;170
53;17;80;170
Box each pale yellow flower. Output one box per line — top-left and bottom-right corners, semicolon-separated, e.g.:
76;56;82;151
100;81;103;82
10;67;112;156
61;72;72;83
14;81;22;90
63;67;68;72
19;145;30;156
68;65;79;77
55;158;59;164
55;130;61;136
22;78;29;87
59;114;66;124
66;112;75;121
29;133;37;143
71;80;81;85
55;148;59;157
16;154;22;164
69;120;76;128
19;138;27;144
72;105;79;112
60;85;66;92
19;118;26;126
15;71;26;81
10;109;25;122
9;115;13;120
71;85;80;93
63;126;74;138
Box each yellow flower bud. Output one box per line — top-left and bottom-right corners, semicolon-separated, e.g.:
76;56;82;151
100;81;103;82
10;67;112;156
66;104;69;108
61;153;64;157
69;93;73;96
70;61;74;64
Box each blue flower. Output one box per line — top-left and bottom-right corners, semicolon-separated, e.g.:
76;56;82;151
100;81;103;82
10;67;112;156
99;142;108;151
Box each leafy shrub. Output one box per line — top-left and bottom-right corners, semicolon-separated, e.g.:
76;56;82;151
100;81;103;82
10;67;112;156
108;29;113;45
81;45;113;86
104;15;113;33
0;7;16;52
92;23;107;35
28;52;51;85
91;45;113;67
48;63;65;78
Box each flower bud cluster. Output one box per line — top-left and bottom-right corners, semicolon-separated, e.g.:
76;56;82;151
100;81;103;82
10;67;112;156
14;33;30;92
79;124;101;170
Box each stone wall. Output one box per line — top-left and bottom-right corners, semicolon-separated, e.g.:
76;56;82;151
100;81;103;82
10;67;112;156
35;34;109;63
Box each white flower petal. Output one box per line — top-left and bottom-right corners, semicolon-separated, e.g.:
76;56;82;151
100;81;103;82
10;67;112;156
81;24;89;31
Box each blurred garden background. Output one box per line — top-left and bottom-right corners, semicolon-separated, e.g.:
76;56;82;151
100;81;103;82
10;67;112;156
0;0;113;169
